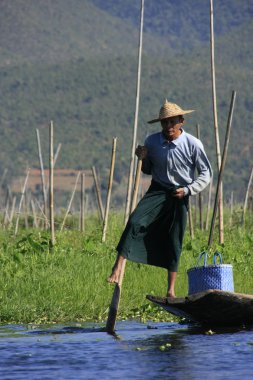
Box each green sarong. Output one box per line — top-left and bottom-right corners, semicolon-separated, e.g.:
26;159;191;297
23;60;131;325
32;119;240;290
117;180;188;271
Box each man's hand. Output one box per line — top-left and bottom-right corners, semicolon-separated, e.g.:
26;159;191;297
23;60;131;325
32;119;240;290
173;188;185;199
135;145;148;160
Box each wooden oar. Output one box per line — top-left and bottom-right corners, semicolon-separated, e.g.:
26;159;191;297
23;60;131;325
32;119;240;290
106;159;142;334
131;158;142;213
105;258;126;334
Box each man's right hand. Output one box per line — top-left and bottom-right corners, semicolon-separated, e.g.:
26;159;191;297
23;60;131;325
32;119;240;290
135;145;148;160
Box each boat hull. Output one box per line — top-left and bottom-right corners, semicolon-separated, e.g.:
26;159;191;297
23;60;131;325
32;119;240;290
146;290;253;326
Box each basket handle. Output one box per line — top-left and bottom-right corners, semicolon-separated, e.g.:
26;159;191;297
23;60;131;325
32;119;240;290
213;251;223;265
196;251;208;267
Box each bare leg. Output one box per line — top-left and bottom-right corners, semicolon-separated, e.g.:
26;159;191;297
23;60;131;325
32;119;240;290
167;271;177;298
107;254;125;284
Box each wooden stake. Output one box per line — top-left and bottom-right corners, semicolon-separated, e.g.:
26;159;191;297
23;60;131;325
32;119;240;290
46;142;62;197
102;137;117;242
35;199;49;228
31;198;38;228
36;129;47;227
23;191;29;229
208;91;236;248
124;0;144;225
210;0;224;244
3;188;11;227
14;169;30;236
9;196;16;227
229;191;234;227
53;143;62;167
60;171;81;232
80;172;85;232
92;166;104;221
49;121;55;246
241;166;253;225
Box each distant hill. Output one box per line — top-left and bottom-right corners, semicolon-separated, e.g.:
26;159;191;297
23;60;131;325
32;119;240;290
91;0;253;45
0;0;252;204
0;0;166;66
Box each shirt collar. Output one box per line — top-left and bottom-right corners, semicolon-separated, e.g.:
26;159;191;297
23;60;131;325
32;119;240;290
160;129;185;146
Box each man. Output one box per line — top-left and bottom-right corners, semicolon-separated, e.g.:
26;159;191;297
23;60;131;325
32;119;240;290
108;100;212;297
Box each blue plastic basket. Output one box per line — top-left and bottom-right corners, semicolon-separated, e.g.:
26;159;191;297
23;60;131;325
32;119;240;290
187;251;234;295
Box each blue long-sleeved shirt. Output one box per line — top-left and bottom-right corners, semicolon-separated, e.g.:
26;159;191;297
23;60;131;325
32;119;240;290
142;129;212;196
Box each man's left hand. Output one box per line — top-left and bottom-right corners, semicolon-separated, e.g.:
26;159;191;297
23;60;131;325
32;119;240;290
173;188;185;199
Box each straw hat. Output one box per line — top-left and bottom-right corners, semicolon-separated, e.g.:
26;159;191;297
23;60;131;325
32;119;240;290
148;100;195;124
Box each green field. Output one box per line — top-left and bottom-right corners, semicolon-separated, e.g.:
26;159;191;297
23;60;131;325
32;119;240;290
0;210;252;325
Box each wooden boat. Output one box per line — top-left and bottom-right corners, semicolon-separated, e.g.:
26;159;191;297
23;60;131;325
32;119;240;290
146;290;253;327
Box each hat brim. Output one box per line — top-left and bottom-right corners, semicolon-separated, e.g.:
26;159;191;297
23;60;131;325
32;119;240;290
148;109;195;124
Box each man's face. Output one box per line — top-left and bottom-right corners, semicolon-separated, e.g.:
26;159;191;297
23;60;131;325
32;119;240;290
161;116;184;140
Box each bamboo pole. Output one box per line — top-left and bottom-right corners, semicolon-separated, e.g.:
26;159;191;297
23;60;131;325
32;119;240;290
23;191;29;229
106;158;142;334
6;185;13;202
35;199;49;228
53;143;62;167
3;186;12;226
46;142;62;197
49;121;55;246
102;138;117;242
124;0;144;225
31;198;38;228
210;0;224;244
80;172;85;232
92;166;104;221
208;91;236;249
3;196;10;227
14;169;30;236
205;177;213;231
36;129;47;227
229;191;234;227
241;166;253;225
9;196;16;227
60;171;81;232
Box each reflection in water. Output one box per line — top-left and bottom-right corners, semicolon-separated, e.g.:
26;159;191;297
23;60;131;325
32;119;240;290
0;321;252;380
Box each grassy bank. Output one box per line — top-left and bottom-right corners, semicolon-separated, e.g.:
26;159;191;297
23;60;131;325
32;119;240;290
0;213;252;324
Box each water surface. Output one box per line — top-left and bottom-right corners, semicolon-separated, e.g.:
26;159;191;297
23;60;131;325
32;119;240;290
0;321;252;379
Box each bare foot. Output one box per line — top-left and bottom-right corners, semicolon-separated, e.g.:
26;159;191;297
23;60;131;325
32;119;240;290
107;265;121;283
107;255;125;284
167;271;177;299
167;290;175;298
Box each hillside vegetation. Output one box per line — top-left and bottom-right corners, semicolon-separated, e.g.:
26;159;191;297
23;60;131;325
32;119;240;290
0;0;252;203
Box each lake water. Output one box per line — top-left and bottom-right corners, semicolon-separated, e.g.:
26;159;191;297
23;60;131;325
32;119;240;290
0;321;252;379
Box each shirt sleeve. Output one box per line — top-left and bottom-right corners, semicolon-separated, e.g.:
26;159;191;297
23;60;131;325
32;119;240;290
187;144;213;196
141;137;152;175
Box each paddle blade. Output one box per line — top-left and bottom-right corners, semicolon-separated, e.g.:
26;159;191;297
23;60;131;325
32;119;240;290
106;283;121;333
